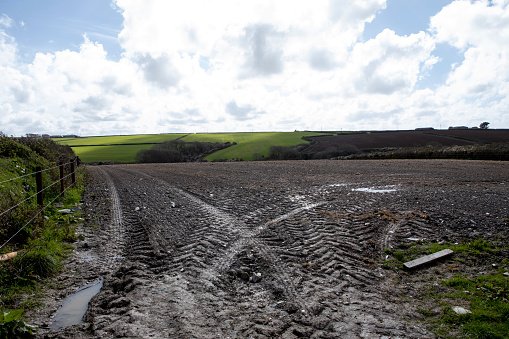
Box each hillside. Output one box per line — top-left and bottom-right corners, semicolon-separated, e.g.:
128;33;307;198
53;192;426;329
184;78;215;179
57;132;331;163
304;129;509;155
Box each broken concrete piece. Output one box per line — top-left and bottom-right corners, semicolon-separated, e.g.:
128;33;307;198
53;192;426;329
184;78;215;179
452;306;471;315
403;249;453;270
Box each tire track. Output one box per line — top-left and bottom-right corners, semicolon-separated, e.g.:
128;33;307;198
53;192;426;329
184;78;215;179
123;168;328;315
84;164;433;338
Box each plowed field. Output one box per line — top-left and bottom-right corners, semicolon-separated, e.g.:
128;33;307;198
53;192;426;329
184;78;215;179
36;160;509;338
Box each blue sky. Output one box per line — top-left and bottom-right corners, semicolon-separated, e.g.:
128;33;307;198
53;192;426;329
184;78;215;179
1;0;508;136
1;0;123;61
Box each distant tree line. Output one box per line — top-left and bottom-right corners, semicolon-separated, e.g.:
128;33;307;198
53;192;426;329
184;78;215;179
338;143;509;161
135;139;234;163
265;141;509;161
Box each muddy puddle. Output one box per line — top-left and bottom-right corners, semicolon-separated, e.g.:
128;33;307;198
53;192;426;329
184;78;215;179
49;280;103;330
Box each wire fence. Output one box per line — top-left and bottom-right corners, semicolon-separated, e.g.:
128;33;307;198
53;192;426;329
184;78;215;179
0;158;81;254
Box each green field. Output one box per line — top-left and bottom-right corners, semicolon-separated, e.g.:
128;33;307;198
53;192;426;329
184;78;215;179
56;134;187;163
57;132;330;163
183;132;328;161
56;133;187;146
72;144;158;163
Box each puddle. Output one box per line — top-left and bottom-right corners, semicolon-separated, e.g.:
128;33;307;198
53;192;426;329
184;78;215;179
49;280;103;330
353;186;398;193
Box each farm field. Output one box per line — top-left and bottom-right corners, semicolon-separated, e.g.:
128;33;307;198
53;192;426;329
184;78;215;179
58;131;330;163
56;134;187;163
304;129;509;153
183;131;329;161
32;160;509;338
55;134;188;146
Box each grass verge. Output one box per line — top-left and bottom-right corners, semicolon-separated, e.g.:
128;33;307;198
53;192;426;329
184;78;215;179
0;175;85;336
383;239;509;338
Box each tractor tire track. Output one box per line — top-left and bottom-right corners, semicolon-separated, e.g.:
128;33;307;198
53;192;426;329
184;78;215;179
80;163;435;338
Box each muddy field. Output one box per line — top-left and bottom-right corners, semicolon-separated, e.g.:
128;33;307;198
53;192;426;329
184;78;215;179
304;129;509;153
32;160;509;338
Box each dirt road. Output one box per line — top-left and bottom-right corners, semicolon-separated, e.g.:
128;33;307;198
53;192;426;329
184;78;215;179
37;160;509;338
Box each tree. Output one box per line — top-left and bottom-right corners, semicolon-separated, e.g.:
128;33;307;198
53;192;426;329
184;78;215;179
479;122;490;129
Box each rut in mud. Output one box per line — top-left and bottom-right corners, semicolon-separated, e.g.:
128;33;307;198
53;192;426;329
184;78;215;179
39;160;509;338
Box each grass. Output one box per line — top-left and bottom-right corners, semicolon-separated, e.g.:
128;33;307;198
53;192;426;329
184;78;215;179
383;238;509;338
57;132;332;163
56;134;188;163
54;133;187;146
433;271;509;338
183;132;331;161
72;144;158;163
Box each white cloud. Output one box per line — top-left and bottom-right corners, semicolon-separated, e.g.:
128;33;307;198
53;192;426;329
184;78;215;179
1;0;508;136
0;14;13;28
348;29;436;95
329;0;387;27
429;0;509;126
134;53;180;89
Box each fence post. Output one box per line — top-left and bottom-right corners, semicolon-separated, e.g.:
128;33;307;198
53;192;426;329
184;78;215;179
60;161;65;197
36;166;43;207
71;159;76;185
36;165;44;229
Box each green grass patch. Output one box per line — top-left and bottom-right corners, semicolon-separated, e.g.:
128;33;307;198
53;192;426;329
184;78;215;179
58;132;332;163
72;144;159;163
434;272;509;338
183;132;331;161
56;134;187;163
386;238;508;338
1;177;84;308
55;133;187;146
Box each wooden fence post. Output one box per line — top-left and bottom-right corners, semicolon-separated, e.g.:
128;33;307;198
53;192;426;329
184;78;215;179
71;159;76;185
36;166;43;207
59;161;65;197
36;166;44;229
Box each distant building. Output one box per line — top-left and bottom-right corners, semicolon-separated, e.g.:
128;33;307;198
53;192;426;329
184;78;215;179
26;133;41;138
448;126;469;130
42;134;50;138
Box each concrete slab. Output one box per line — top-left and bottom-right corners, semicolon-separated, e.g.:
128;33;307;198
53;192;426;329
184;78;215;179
403;249;454;270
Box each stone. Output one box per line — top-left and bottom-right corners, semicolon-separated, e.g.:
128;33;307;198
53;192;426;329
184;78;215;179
452;306;471;315
250;272;262;283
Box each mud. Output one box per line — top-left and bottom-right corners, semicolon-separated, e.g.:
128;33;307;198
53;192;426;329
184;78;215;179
30;160;509;338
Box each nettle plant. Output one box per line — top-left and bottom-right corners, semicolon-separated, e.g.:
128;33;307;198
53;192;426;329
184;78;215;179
0;309;37;338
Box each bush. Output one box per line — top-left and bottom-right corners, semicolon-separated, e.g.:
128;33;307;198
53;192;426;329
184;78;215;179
269;146;302;160
136;140;232;163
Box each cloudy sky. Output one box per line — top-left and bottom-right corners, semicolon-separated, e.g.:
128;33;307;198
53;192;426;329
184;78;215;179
1;0;508;136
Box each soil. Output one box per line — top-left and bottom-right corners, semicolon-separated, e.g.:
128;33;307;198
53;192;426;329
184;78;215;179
304;129;509;153
28;160;509;338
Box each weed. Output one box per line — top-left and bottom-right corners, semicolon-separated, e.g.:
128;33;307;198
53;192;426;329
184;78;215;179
0;309;37;338
397;238;509;338
394;250;405;262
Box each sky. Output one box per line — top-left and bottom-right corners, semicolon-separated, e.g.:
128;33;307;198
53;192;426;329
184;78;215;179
0;0;508;136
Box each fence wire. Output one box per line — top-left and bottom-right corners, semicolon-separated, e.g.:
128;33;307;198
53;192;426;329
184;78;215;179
0;171;74;219
0;160;78;251
0;181;77;251
0;160;74;185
